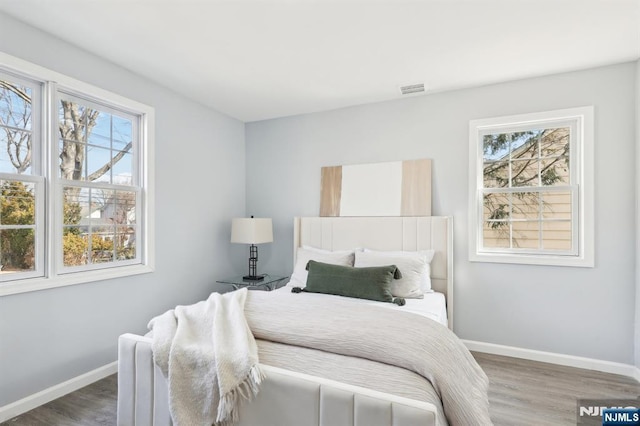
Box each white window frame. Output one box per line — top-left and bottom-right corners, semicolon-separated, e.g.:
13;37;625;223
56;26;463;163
0;51;155;296
0;68;45;282
0;174;45;280
468;106;594;267
54;89;143;274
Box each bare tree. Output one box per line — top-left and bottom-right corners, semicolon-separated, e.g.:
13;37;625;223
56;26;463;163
0;81;32;173
1;82;132;184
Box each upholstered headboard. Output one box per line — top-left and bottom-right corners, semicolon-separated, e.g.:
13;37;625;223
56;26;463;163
293;216;454;329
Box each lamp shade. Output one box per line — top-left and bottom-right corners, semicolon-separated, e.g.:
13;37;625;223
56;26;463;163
231;218;273;244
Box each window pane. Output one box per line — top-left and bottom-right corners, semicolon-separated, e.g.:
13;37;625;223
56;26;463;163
542;220;572;251
483;161;508;188
481;191;574;252
112;115;132;151
1;80;34;175
541;191;572;220
483;190;511;247
0;129;32;174
511;159;539;187
59;100;91;140
90;227;114;264
87;112;111;149
90;188;114;223
64;186;91;223
0;82;32;129
541;157;570;186
62;226;88;266
510;130;540;159
511;192;539;220
483;134;510;161
112;191;136;225
58;100;107;182
511;220;540;249
1;180;35;225
116;225;135;260
59;138;85;180
483;192;510;222
86;146;113;183
63;194;81;227
112;152;133;186
1;228;35;273
62;187;137;266
58;99;135;189
540;127;569;158
483;221;510;248
483;128;572;190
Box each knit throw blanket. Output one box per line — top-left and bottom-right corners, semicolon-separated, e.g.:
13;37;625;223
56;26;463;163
148;288;264;426
244;290;492;426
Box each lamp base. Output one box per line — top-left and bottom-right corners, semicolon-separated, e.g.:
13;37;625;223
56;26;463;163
242;274;265;282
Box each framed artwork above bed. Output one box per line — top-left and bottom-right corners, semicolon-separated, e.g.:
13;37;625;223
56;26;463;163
320;158;432;217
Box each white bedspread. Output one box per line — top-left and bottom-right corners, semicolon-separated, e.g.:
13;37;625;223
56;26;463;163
282;281;448;325
148;288;264;426
244;289;492;426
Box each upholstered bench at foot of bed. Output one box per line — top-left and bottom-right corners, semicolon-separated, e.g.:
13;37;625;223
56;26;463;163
117;333;438;426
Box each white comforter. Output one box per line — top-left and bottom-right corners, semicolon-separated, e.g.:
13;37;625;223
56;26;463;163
244;289;493;426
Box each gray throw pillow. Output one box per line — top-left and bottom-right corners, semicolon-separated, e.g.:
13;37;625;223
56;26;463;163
298;260;405;305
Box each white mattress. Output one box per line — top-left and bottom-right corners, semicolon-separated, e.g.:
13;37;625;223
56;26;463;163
279;284;448;327
357;291;448;326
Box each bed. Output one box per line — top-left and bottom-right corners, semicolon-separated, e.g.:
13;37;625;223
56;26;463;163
117;216;491;426
291;216;453;329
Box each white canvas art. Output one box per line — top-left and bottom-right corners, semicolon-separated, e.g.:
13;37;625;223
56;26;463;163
320;159;431;217
339;161;403;216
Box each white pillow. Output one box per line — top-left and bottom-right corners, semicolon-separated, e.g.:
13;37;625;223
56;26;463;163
289;247;355;288
356;249;435;298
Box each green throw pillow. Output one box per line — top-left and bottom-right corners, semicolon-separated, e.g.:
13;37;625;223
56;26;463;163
299;260;405;306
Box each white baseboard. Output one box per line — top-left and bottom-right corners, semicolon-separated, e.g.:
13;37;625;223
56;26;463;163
464;339;640;381
0;361;117;423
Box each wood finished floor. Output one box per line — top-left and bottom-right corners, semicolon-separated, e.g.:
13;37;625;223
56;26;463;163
3;353;640;425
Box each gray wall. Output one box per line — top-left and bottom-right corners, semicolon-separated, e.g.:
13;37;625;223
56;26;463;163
247;62;637;364
0;10;637;409
0;14;246;406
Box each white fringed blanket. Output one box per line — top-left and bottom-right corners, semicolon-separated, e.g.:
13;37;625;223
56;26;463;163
148;288;264;426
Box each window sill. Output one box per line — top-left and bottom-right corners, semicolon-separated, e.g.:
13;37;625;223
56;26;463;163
0;264;154;296
469;251;594;268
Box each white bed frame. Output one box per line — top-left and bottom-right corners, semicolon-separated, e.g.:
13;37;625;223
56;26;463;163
117;216;453;426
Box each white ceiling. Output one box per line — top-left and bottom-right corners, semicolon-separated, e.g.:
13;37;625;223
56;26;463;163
0;0;638;122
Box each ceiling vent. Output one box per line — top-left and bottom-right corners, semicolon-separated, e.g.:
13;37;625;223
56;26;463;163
400;83;425;95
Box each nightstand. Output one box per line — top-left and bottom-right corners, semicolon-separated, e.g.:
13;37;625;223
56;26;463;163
216;274;288;292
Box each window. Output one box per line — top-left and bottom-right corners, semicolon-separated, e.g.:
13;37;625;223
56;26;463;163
468;107;594;267
0;53;154;295
57;92;140;271
0;71;44;281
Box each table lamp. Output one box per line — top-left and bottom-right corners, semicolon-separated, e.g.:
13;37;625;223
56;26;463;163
231;216;273;281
